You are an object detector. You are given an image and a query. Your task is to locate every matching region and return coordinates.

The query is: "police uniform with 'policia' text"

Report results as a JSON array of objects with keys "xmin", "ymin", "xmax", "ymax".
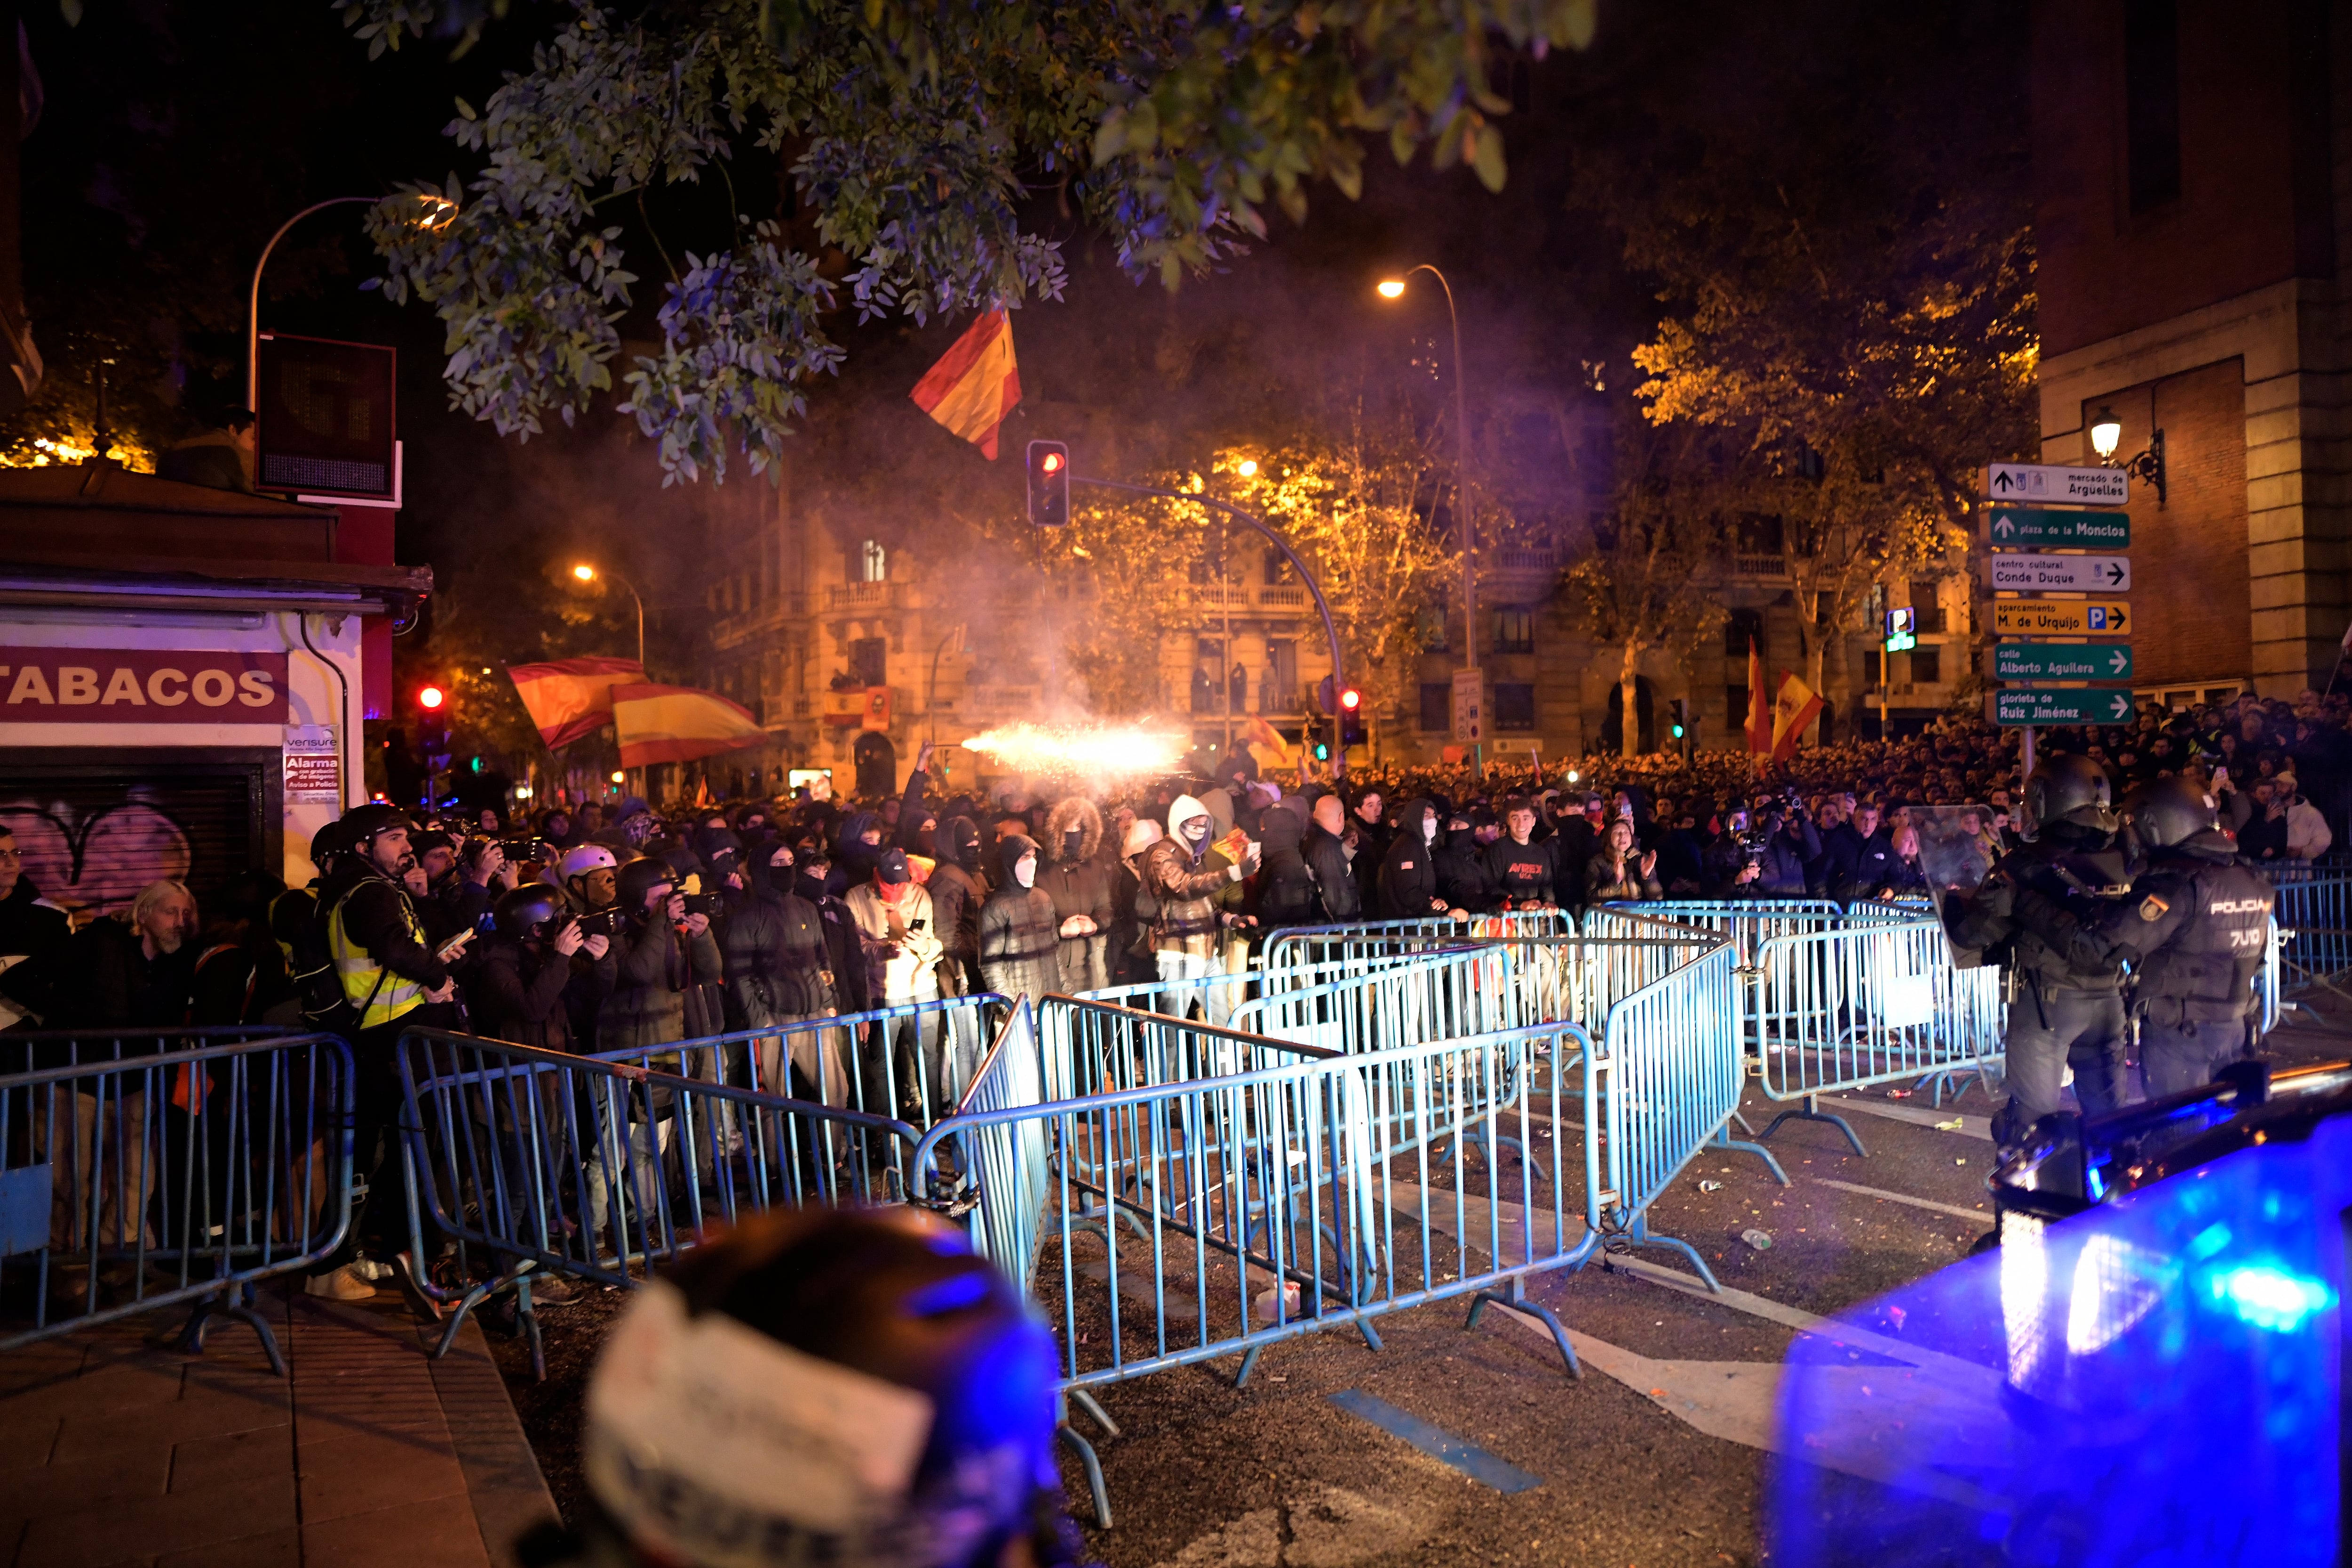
[{"xmin": 1944, "ymin": 756, "xmax": 2134, "ymax": 1154}]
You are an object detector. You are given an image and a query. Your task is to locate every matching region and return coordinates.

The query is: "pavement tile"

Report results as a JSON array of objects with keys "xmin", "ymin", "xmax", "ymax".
[
  {"xmin": 0, "ymin": 1340, "xmax": 90, "ymax": 1394},
  {"xmin": 0, "ymin": 1444, "xmax": 171, "ymax": 1524},
  {"xmin": 153, "ymin": 1525, "xmax": 301, "ymax": 1568},
  {"xmin": 13, "ymin": 1470, "xmax": 295, "ymax": 1568},
  {"xmin": 167, "ymin": 1425, "xmax": 294, "ymax": 1495},
  {"xmin": 0, "ymin": 1414, "xmax": 63, "ymax": 1467},
  {"xmin": 297, "ymin": 1429, "xmax": 469, "ymax": 1526},
  {"xmin": 3, "ymin": 1359, "xmax": 187, "ymax": 1421},
  {"xmin": 300, "ymin": 1489, "xmax": 492, "ymax": 1568},
  {"xmin": 48, "ymin": 1388, "xmax": 290, "ymax": 1466}
]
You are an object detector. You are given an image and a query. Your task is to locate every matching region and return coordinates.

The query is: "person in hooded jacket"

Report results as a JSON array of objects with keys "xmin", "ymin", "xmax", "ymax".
[
  {"xmin": 844, "ymin": 849, "xmax": 950, "ymax": 1115},
  {"xmin": 1142, "ymin": 796, "xmax": 1257, "ymax": 1027},
  {"xmin": 1251, "ymin": 802, "xmax": 1322, "ymax": 930},
  {"xmin": 1038, "ymin": 798, "xmax": 1115, "ymax": 995},
  {"xmin": 1348, "ymin": 788, "xmax": 1391, "ymax": 915},
  {"xmin": 1376, "ymin": 797, "xmax": 1452, "ymax": 920},
  {"xmin": 829, "ymin": 811, "xmax": 886, "ymax": 898},
  {"xmin": 927, "ymin": 817, "xmax": 987, "ymax": 993},
  {"xmin": 977, "ymin": 833, "xmax": 1062, "ymax": 1012},
  {"xmin": 1111, "ymin": 820, "xmax": 1163, "ymax": 985},
  {"xmin": 791, "ymin": 847, "xmax": 871, "ymax": 1019},
  {"xmin": 724, "ymin": 842, "xmax": 855, "ymax": 1104},
  {"xmin": 1436, "ymin": 808, "xmax": 1504, "ymax": 914}
]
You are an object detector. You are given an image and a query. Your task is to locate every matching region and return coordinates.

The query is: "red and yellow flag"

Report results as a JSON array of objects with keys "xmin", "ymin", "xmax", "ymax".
[
  {"xmin": 1770, "ymin": 671, "xmax": 1825, "ymax": 764},
  {"xmin": 909, "ymin": 310, "xmax": 1020, "ymax": 460},
  {"xmin": 507, "ymin": 656, "xmax": 646, "ymax": 748},
  {"xmin": 610, "ymin": 683, "xmax": 768, "ymax": 768},
  {"xmin": 1743, "ymin": 638, "xmax": 1772, "ymax": 755}
]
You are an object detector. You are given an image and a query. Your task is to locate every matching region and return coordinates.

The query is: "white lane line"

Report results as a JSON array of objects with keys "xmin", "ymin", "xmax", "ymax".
[
  {"xmin": 1822, "ymin": 1095, "xmax": 1994, "ymax": 1141},
  {"xmin": 1810, "ymin": 1177, "xmax": 1989, "ymax": 1224}
]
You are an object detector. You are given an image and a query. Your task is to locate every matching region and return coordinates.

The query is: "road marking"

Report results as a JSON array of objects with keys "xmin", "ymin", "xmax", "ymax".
[
  {"xmin": 1327, "ymin": 1389, "xmax": 1542, "ymax": 1492},
  {"xmin": 1823, "ymin": 1095, "xmax": 1994, "ymax": 1141},
  {"xmin": 1810, "ymin": 1178, "xmax": 1990, "ymax": 1224}
]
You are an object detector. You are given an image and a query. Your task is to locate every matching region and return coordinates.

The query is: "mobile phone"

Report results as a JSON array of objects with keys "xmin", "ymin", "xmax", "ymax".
[
  {"xmin": 909, "ymin": 918, "xmax": 929, "ymax": 932},
  {"xmin": 2213, "ymin": 765, "xmax": 2229, "ymax": 788},
  {"xmin": 436, "ymin": 929, "xmax": 474, "ymax": 963}
]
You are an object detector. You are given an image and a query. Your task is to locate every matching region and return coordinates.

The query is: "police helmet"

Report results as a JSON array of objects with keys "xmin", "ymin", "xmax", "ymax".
[
  {"xmin": 493, "ymin": 885, "xmax": 566, "ymax": 941},
  {"xmin": 339, "ymin": 802, "xmax": 417, "ymax": 846},
  {"xmin": 581, "ymin": 1208, "xmax": 1068, "ymax": 1568},
  {"xmin": 2022, "ymin": 755, "xmax": 2116, "ymax": 835},
  {"xmin": 306, "ymin": 817, "xmax": 364, "ymax": 867},
  {"xmin": 2126, "ymin": 775, "xmax": 2221, "ymax": 851}
]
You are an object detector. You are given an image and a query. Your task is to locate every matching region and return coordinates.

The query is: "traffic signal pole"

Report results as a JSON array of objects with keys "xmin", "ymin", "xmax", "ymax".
[{"xmin": 1072, "ymin": 474, "xmax": 1350, "ymax": 783}]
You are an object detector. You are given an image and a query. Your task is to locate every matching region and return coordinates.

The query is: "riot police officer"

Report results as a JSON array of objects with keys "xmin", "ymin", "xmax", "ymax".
[
  {"xmin": 2016, "ymin": 776, "xmax": 2274, "ymax": 1098},
  {"xmin": 1945, "ymin": 755, "xmax": 2135, "ymax": 1154}
]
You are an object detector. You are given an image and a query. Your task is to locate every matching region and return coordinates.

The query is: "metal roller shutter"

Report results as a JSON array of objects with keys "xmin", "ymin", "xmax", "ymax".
[{"xmin": 0, "ymin": 764, "xmax": 263, "ymax": 924}]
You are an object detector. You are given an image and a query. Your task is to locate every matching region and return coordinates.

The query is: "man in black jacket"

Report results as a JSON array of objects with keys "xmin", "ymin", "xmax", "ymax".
[
  {"xmin": 1436, "ymin": 809, "xmax": 1504, "ymax": 914},
  {"xmin": 0, "ymin": 824, "xmax": 71, "ymax": 1037},
  {"xmin": 1377, "ymin": 798, "xmax": 1449, "ymax": 919},
  {"xmin": 1484, "ymin": 799, "xmax": 1560, "ymax": 908},
  {"xmin": 725, "ymin": 844, "xmax": 852, "ymax": 1104},
  {"xmin": 1304, "ymin": 793, "xmax": 1360, "ymax": 923},
  {"xmin": 1252, "ymin": 803, "xmax": 1322, "ymax": 930}
]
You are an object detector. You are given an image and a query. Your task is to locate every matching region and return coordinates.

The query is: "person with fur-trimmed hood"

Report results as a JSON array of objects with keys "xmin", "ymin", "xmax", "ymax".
[
  {"xmin": 977, "ymin": 833, "xmax": 1061, "ymax": 1010},
  {"xmin": 1142, "ymin": 794, "xmax": 1258, "ymax": 1029},
  {"xmin": 1038, "ymin": 797, "xmax": 1115, "ymax": 995}
]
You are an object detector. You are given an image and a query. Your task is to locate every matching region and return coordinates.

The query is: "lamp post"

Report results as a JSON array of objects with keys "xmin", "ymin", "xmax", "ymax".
[
  {"xmin": 1378, "ymin": 265, "xmax": 1480, "ymax": 779},
  {"xmin": 572, "ymin": 563, "xmax": 646, "ymax": 668},
  {"xmin": 2088, "ymin": 403, "xmax": 2167, "ymax": 503},
  {"xmin": 247, "ymin": 194, "xmax": 455, "ymax": 411}
]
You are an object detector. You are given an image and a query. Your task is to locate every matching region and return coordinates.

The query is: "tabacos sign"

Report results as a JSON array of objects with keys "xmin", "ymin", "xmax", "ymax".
[{"xmin": 0, "ymin": 649, "xmax": 290, "ymax": 724}]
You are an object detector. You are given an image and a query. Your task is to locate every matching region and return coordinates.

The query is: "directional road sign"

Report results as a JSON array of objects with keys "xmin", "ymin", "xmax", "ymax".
[
  {"xmin": 1983, "ymin": 554, "xmax": 2131, "ymax": 592},
  {"xmin": 1984, "ymin": 507, "xmax": 2130, "ymax": 549},
  {"xmin": 1985, "ymin": 462, "xmax": 2129, "ymax": 506},
  {"xmin": 1993, "ymin": 642, "xmax": 2135, "ymax": 682},
  {"xmin": 1993, "ymin": 688, "xmax": 2137, "ymax": 726},
  {"xmin": 1992, "ymin": 599, "xmax": 2130, "ymax": 636}
]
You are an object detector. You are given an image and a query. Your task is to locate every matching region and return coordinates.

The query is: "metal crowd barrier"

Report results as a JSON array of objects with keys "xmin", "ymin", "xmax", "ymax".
[
  {"xmin": 1747, "ymin": 918, "xmax": 2006, "ymax": 1153},
  {"xmin": 2272, "ymin": 873, "xmax": 2352, "ymax": 990},
  {"xmin": 1587, "ymin": 899, "xmax": 1845, "ymax": 964},
  {"xmin": 1262, "ymin": 909, "xmax": 1575, "ymax": 971},
  {"xmin": 0, "ymin": 1030, "xmax": 353, "ymax": 1372},
  {"xmin": 396, "ymin": 1027, "xmax": 919, "ymax": 1374},
  {"xmin": 913, "ymin": 1000, "xmax": 1595, "ymax": 1528}
]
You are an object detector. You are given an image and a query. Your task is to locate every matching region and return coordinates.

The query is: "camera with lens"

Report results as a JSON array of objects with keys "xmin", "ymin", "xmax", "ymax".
[
  {"xmin": 681, "ymin": 891, "xmax": 724, "ymax": 917},
  {"xmin": 572, "ymin": 907, "xmax": 625, "ymax": 938}
]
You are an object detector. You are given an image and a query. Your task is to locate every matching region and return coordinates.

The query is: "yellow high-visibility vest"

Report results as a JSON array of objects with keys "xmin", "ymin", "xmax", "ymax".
[{"xmin": 326, "ymin": 880, "xmax": 430, "ymax": 1029}]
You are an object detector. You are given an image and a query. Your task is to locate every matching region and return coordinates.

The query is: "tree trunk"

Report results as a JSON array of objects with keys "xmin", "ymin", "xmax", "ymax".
[
  {"xmin": 1793, "ymin": 586, "xmax": 1828, "ymax": 747},
  {"xmin": 1620, "ymin": 642, "xmax": 1643, "ymax": 759}
]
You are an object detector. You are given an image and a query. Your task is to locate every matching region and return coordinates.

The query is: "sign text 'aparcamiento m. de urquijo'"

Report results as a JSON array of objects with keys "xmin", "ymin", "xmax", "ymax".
[
  {"xmin": 1992, "ymin": 688, "xmax": 2136, "ymax": 726},
  {"xmin": 1990, "ymin": 599, "xmax": 2130, "ymax": 637},
  {"xmin": 1982, "ymin": 554, "xmax": 2131, "ymax": 592},
  {"xmin": 1983, "ymin": 507, "xmax": 2131, "ymax": 549},
  {"xmin": 1992, "ymin": 642, "xmax": 2135, "ymax": 682},
  {"xmin": 1983, "ymin": 462, "xmax": 2129, "ymax": 506}
]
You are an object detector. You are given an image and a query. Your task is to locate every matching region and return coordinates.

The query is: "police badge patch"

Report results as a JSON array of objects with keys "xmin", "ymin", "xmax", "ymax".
[{"xmin": 2139, "ymin": 894, "xmax": 2170, "ymax": 922}]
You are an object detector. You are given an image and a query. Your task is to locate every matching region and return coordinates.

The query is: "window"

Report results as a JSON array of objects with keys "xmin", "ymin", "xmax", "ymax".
[
  {"xmin": 1264, "ymin": 549, "xmax": 1287, "ymax": 587},
  {"xmin": 1417, "ymin": 600, "xmax": 1449, "ymax": 652},
  {"xmin": 1420, "ymin": 682, "xmax": 1451, "ymax": 732},
  {"xmin": 1726, "ymin": 685, "xmax": 1750, "ymax": 725},
  {"xmin": 1862, "ymin": 650, "xmax": 1883, "ymax": 685},
  {"xmin": 1494, "ymin": 607, "xmax": 1535, "ymax": 655},
  {"xmin": 1911, "ymin": 647, "xmax": 1942, "ymax": 685},
  {"xmin": 1724, "ymin": 608, "xmax": 1764, "ymax": 659},
  {"xmin": 2124, "ymin": 0, "xmax": 2182, "ymax": 213},
  {"xmin": 858, "ymin": 539, "xmax": 887, "ymax": 581},
  {"xmin": 1493, "ymin": 683, "xmax": 1536, "ymax": 732},
  {"xmin": 1267, "ymin": 639, "xmax": 1298, "ymax": 708},
  {"xmin": 850, "ymin": 637, "xmax": 887, "ymax": 687},
  {"xmin": 1908, "ymin": 580, "xmax": 1945, "ymax": 635}
]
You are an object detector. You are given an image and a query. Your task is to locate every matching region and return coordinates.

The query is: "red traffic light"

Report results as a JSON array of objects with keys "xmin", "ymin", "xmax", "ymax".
[
  {"xmin": 417, "ymin": 685, "xmax": 445, "ymax": 710},
  {"xmin": 1040, "ymin": 450, "xmax": 1065, "ymax": 475},
  {"xmin": 1339, "ymin": 687, "xmax": 1361, "ymax": 711}
]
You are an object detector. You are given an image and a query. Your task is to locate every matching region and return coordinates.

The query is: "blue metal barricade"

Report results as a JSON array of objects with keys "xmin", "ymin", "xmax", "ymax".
[
  {"xmin": 1262, "ymin": 910, "xmax": 1575, "ymax": 971},
  {"xmin": 1587, "ymin": 899, "xmax": 1845, "ymax": 964},
  {"xmin": 0, "ymin": 1030, "xmax": 353, "ymax": 1372},
  {"xmin": 1747, "ymin": 919, "xmax": 2006, "ymax": 1152},
  {"xmin": 396, "ymin": 1028, "xmax": 920, "ymax": 1374},
  {"xmin": 2272, "ymin": 873, "xmax": 2352, "ymax": 990}
]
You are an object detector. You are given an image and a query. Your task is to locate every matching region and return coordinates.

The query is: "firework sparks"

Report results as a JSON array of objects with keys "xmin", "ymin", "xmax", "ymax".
[{"xmin": 961, "ymin": 722, "xmax": 1189, "ymax": 783}]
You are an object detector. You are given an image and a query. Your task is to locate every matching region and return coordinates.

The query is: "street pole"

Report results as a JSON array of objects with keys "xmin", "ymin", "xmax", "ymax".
[
  {"xmin": 247, "ymin": 198, "xmax": 387, "ymax": 412},
  {"xmin": 1389, "ymin": 264, "xmax": 1480, "ymax": 780},
  {"xmin": 1078, "ymin": 476, "xmax": 1349, "ymax": 783}
]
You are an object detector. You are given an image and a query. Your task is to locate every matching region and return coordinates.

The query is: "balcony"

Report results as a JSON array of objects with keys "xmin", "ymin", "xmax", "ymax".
[
  {"xmin": 1256, "ymin": 584, "xmax": 1308, "ymax": 611},
  {"xmin": 825, "ymin": 580, "xmax": 898, "ymax": 612},
  {"xmin": 1731, "ymin": 553, "xmax": 1788, "ymax": 580},
  {"xmin": 1191, "ymin": 582, "xmax": 1250, "ymax": 611}
]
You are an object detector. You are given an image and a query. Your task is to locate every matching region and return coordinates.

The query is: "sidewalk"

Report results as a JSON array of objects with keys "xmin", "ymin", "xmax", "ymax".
[{"xmin": 0, "ymin": 1285, "xmax": 558, "ymax": 1568}]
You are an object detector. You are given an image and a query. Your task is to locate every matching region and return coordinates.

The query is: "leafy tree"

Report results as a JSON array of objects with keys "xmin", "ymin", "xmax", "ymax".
[{"xmin": 342, "ymin": 0, "xmax": 1599, "ymax": 484}]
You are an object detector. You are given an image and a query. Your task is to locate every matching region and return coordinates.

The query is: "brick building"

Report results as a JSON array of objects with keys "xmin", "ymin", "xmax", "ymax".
[{"xmin": 2030, "ymin": 0, "xmax": 2346, "ymax": 700}]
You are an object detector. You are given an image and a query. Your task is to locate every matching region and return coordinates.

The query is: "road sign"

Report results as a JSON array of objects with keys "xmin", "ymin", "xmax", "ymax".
[
  {"xmin": 1993, "ymin": 643, "xmax": 2135, "ymax": 682},
  {"xmin": 1983, "ymin": 554, "xmax": 2131, "ymax": 592},
  {"xmin": 1984, "ymin": 507, "xmax": 2131, "ymax": 548},
  {"xmin": 1985, "ymin": 462, "xmax": 2128, "ymax": 506},
  {"xmin": 1992, "ymin": 689, "xmax": 2137, "ymax": 726},
  {"xmin": 1991, "ymin": 599, "xmax": 2130, "ymax": 636},
  {"xmin": 1451, "ymin": 668, "xmax": 1483, "ymax": 744},
  {"xmin": 1884, "ymin": 606, "xmax": 1915, "ymax": 652}
]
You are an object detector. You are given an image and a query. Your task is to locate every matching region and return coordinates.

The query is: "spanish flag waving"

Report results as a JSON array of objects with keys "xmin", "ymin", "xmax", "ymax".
[
  {"xmin": 1770, "ymin": 671, "xmax": 1825, "ymax": 764},
  {"xmin": 910, "ymin": 310, "xmax": 1020, "ymax": 460}
]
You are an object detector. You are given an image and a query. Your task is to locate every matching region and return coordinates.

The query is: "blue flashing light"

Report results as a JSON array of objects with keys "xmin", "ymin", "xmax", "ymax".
[{"xmin": 2206, "ymin": 1264, "xmax": 2336, "ymax": 1333}]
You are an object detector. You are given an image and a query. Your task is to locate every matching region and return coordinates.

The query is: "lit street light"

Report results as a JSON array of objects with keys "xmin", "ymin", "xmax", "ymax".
[
  {"xmin": 248, "ymin": 194, "xmax": 456, "ymax": 413},
  {"xmin": 571, "ymin": 563, "xmax": 647, "ymax": 668},
  {"xmin": 1378, "ymin": 265, "xmax": 1480, "ymax": 779}
]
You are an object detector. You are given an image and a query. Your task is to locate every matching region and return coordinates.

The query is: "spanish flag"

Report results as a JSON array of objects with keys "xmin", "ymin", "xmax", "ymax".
[
  {"xmin": 507, "ymin": 656, "xmax": 646, "ymax": 748},
  {"xmin": 1242, "ymin": 713, "xmax": 1291, "ymax": 766},
  {"xmin": 909, "ymin": 310, "xmax": 1020, "ymax": 460},
  {"xmin": 1769, "ymin": 671, "xmax": 1825, "ymax": 764},
  {"xmin": 611, "ymin": 683, "xmax": 768, "ymax": 768}
]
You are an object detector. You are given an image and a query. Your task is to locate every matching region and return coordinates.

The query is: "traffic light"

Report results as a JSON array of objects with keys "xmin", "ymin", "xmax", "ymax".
[
  {"xmin": 1339, "ymin": 686, "xmax": 1364, "ymax": 747},
  {"xmin": 1670, "ymin": 697, "xmax": 1692, "ymax": 762},
  {"xmin": 1313, "ymin": 740, "xmax": 1330, "ymax": 761},
  {"xmin": 413, "ymin": 683, "xmax": 453, "ymax": 776},
  {"xmin": 1026, "ymin": 440, "xmax": 1070, "ymax": 526}
]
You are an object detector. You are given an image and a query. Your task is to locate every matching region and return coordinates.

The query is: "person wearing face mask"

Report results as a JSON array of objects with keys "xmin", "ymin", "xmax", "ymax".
[
  {"xmin": 1303, "ymin": 792, "xmax": 1359, "ymax": 923},
  {"xmin": 1376, "ymin": 798, "xmax": 1453, "ymax": 920},
  {"xmin": 791, "ymin": 847, "xmax": 872, "ymax": 1021},
  {"xmin": 845, "ymin": 849, "xmax": 951, "ymax": 1115},
  {"xmin": 977, "ymin": 833, "xmax": 1062, "ymax": 1016},
  {"xmin": 1435, "ymin": 808, "xmax": 1504, "ymax": 915},
  {"xmin": 723, "ymin": 843, "xmax": 854, "ymax": 1103},
  {"xmin": 1142, "ymin": 795, "xmax": 1259, "ymax": 1027},
  {"xmin": 927, "ymin": 817, "xmax": 987, "ymax": 995},
  {"xmin": 1038, "ymin": 797, "xmax": 1115, "ymax": 995},
  {"xmin": 1250, "ymin": 802, "xmax": 1321, "ymax": 931}
]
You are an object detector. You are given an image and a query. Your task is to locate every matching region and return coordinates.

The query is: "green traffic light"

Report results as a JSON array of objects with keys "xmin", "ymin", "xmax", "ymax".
[
  {"xmin": 1671, "ymin": 724, "xmax": 1685, "ymax": 738},
  {"xmin": 1314, "ymin": 743, "xmax": 1330, "ymax": 760}
]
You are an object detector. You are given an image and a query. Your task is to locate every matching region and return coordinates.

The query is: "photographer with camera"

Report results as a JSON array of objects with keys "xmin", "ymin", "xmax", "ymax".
[
  {"xmin": 1747, "ymin": 800, "xmax": 1821, "ymax": 898},
  {"xmin": 441, "ymin": 835, "xmax": 524, "ymax": 948},
  {"xmin": 597, "ymin": 858, "xmax": 723, "ymax": 1055}
]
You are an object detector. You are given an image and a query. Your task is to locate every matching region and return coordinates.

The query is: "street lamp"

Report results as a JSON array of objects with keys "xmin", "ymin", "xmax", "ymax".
[
  {"xmin": 572, "ymin": 563, "xmax": 647, "ymax": 667},
  {"xmin": 2087, "ymin": 404, "xmax": 2166, "ymax": 503},
  {"xmin": 1378, "ymin": 264, "xmax": 1480, "ymax": 778},
  {"xmin": 247, "ymin": 193, "xmax": 456, "ymax": 412}
]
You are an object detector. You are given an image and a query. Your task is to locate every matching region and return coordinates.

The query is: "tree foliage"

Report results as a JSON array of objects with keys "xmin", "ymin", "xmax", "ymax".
[{"xmin": 344, "ymin": 0, "xmax": 1599, "ymax": 484}]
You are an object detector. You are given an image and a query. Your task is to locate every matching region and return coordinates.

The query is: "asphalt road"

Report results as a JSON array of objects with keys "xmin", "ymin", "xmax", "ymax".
[{"xmin": 1060, "ymin": 1010, "xmax": 2352, "ymax": 1568}]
